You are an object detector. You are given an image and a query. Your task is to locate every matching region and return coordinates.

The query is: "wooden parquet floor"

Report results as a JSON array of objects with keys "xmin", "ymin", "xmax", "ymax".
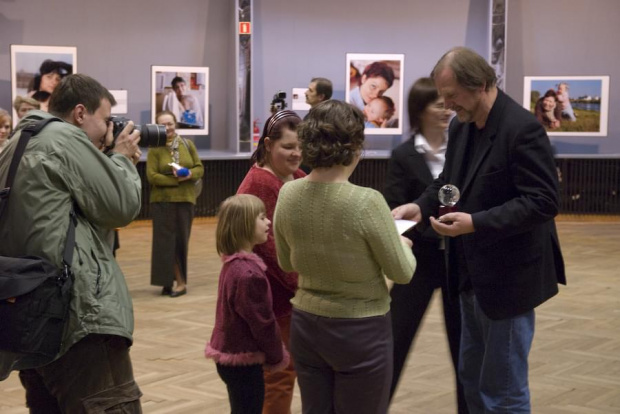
[{"xmin": 1, "ymin": 218, "xmax": 619, "ymax": 413}]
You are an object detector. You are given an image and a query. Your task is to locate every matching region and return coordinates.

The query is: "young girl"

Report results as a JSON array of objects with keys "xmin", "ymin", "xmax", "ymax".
[{"xmin": 205, "ymin": 194, "xmax": 289, "ymax": 414}]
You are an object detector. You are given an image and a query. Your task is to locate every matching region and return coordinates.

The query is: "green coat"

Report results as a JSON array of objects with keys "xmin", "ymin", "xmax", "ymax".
[
  {"xmin": 0, "ymin": 110, "xmax": 141, "ymax": 372},
  {"xmin": 146, "ymin": 136, "xmax": 204, "ymax": 204}
]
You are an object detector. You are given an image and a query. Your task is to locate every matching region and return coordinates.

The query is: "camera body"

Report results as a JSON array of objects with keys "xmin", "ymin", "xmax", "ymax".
[
  {"xmin": 270, "ymin": 91, "xmax": 287, "ymax": 113},
  {"xmin": 109, "ymin": 116, "xmax": 167, "ymax": 148}
]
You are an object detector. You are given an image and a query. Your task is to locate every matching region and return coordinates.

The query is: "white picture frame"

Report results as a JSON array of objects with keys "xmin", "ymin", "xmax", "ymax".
[
  {"xmin": 10, "ymin": 44, "xmax": 77, "ymax": 125},
  {"xmin": 523, "ymin": 76, "xmax": 609, "ymax": 137},
  {"xmin": 345, "ymin": 53, "xmax": 404, "ymax": 135},
  {"xmin": 151, "ymin": 65, "xmax": 209, "ymax": 135}
]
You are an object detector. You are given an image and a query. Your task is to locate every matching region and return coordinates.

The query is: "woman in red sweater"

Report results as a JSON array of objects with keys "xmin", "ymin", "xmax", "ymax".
[{"xmin": 237, "ymin": 110, "xmax": 304, "ymax": 414}]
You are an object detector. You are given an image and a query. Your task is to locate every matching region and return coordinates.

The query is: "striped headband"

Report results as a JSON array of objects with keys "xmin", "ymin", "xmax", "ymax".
[{"xmin": 265, "ymin": 110, "xmax": 299, "ymax": 137}]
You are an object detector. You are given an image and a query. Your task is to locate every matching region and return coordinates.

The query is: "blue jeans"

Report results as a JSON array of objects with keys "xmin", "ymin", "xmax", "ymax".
[{"xmin": 459, "ymin": 291, "xmax": 535, "ymax": 413}]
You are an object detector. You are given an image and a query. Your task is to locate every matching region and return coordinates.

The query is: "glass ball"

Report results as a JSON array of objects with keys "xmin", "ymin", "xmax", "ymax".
[{"xmin": 438, "ymin": 184, "xmax": 460, "ymax": 207}]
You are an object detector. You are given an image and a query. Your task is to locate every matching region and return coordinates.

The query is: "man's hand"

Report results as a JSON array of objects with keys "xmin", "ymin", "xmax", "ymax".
[
  {"xmin": 100, "ymin": 121, "xmax": 115, "ymax": 151},
  {"xmin": 392, "ymin": 203, "xmax": 422, "ymax": 223},
  {"xmin": 131, "ymin": 148, "xmax": 142, "ymax": 165},
  {"xmin": 111, "ymin": 121, "xmax": 141, "ymax": 164},
  {"xmin": 430, "ymin": 212, "xmax": 475, "ymax": 237}
]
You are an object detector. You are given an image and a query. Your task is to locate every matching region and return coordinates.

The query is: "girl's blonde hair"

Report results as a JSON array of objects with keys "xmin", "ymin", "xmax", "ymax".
[{"xmin": 216, "ymin": 194, "xmax": 266, "ymax": 256}]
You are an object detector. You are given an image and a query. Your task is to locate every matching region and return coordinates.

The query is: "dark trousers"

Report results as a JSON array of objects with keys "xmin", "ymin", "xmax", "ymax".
[
  {"xmin": 216, "ymin": 363, "xmax": 265, "ymax": 414},
  {"xmin": 19, "ymin": 334, "xmax": 142, "ymax": 413},
  {"xmin": 150, "ymin": 202, "xmax": 194, "ymax": 287},
  {"xmin": 291, "ymin": 309, "xmax": 393, "ymax": 414},
  {"xmin": 389, "ymin": 242, "xmax": 468, "ymax": 414}
]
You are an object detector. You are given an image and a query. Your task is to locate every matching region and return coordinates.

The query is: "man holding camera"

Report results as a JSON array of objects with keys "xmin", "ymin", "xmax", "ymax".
[{"xmin": 0, "ymin": 74, "xmax": 143, "ymax": 412}]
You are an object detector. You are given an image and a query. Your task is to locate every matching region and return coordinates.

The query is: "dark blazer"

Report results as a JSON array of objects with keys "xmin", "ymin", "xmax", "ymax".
[
  {"xmin": 416, "ymin": 89, "xmax": 566, "ymax": 320},
  {"xmin": 384, "ymin": 136, "xmax": 440, "ymax": 246}
]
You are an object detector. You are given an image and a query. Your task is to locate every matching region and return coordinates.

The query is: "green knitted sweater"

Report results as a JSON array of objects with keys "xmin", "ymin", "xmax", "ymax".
[
  {"xmin": 146, "ymin": 136, "xmax": 204, "ymax": 204},
  {"xmin": 274, "ymin": 179, "xmax": 416, "ymax": 318}
]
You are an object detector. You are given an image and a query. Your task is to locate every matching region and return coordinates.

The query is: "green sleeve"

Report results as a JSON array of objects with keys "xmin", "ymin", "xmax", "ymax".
[{"xmin": 360, "ymin": 191, "xmax": 416, "ymax": 284}]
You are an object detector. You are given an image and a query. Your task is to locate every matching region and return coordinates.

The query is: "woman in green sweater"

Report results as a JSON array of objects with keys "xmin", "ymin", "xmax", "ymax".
[
  {"xmin": 274, "ymin": 100, "xmax": 416, "ymax": 414},
  {"xmin": 147, "ymin": 111, "xmax": 204, "ymax": 297}
]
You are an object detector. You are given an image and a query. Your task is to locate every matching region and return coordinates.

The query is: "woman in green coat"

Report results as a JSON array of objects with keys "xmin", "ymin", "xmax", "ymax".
[{"xmin": 147, "ymin": 111, "xmax": 203, "ymax": 297}]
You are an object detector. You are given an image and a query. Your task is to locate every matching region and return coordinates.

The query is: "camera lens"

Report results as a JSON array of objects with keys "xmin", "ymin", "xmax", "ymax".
[{"xmin": 136, "ymin": 124, "xmax": 167, "ymax": 147}]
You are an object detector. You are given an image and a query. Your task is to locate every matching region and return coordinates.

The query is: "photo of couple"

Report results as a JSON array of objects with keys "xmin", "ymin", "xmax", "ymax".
[{"xmin": 524, "ymin": 76, "xmax": 609, "ymax": 136}]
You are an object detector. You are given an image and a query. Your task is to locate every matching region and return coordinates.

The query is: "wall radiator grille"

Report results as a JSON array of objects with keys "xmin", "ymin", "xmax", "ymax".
[{"xmin": 135, "ymin": 158, "xmax": 620, "ymax": 219}]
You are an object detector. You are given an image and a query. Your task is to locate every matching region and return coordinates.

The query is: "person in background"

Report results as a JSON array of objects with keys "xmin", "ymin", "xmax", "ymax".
[
  {"xmin": 384, "ymin": 77, "xmax": 468, "ymax": 413},
  {"xmin": 146, "ymin": 110, "xmax": 204, "ymax": 297},
  {"xmin": 12, "ymin": 96, "xmax": 41, "ymax": 120},
  {"xmin": 274, "ymin": 100, "xmax": 416, "ymax": 414},
  {"xmin": 305, "ymin": 77, "xmax": 333, "ymax": 109},
  {"xmin": 237, "ymin": 110, "xmax": 305, "ymax": 414},
  {"xmin": 206, "ymin": 194, "xmax": 290, "ymax": 414},
  {"xmin": 0, "ymin": 110, "xmax": 11, "ymax": 153},
  {"xmin": 393, "ymin": 47, "xmax": 565, "ymax": 413},
  {"xmin": 349, "ymin": 61, "xmax": 395, "ymax": 111}
]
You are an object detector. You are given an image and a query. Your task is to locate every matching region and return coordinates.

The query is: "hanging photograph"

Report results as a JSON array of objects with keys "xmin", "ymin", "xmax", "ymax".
[
  {"xmin": 345, "ymin": 53, "xmax": 404, "ymax": 135},
  {"xmin": 151, "ymin": 66, "xmax": 209, "ymax": 135},
  {"xmin": 523, "ymin": 76, "xmax": 609, "ymax": 136},
  {"xmin": 10, "ymin": 45, "xmax": 76, "ymax": 125},
  {"xmin": 292, "ymin": 87, "xmax": 310, "ymax": 111}
]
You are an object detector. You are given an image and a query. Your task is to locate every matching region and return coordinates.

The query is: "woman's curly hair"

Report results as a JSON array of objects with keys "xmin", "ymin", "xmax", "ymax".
[{"xmin": 299, "ymin": 100, "xmax": 365, "ymax": 168}]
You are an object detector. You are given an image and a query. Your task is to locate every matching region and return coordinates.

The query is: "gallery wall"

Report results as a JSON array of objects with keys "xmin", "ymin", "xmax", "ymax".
[
  {"xmin": 252, "ymin": 0, "xmax": 489, "ymax": 153},
  {"xmin": 0, "ymin": 0, "xmax": 233, "ymax": 150},
  {"xmin": 1, "ymin": 0, "xmax": 619, "ymax": 154},
  {"xmin": 505, "ymin": 0, "xmax": 620, "ymax": 155}
]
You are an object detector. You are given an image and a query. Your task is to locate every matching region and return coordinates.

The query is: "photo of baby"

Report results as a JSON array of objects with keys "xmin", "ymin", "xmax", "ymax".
[
  {"xmin": 363, "ymin": 96, "xmax": 396, "ymax": 129},
  {"xmin": 345, "ymin": 53, "xmax": 404, "ymax": 135}
]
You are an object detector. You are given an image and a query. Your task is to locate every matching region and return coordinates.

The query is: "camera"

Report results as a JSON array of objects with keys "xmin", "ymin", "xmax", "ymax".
[
  {"xmin": 109, "ymin": 116, "xmax": 167, "ymax": 148},
  {"xmin": 270, "ymin": 91, "xmax": 287, "ymax": 114}
]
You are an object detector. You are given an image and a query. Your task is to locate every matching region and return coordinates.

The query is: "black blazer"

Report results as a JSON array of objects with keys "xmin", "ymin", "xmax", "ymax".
[
  {"xmin": 384, "ymin": 136, "xmax": 440, "ymax": 246},
  {"xmin": 416, "ymin": 89, "xmax": 566, "ymax": 320}
]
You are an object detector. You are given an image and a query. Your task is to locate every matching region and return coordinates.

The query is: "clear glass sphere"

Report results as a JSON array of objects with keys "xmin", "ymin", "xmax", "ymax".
[{"xmin": 438, "ymin": 184, "xmax": 460, "ymax": 207}]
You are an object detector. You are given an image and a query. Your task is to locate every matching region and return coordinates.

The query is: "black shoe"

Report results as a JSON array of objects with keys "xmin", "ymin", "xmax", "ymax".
[
  {"xmin": 170, "ymin": 288, "xmax": 187, "ymax": 298},
  {"xmin": 161, "ymin": 286, "xmax": 172, "ymax": 295}
]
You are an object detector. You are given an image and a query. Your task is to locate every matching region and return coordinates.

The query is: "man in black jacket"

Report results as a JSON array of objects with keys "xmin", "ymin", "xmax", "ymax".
[{"xmin": 393, "ymin": 47, "xmax": 566, "ymax": 413}]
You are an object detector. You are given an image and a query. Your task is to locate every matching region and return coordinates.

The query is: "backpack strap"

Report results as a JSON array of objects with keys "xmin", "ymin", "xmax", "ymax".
[
  {"xmin": 1, "ymin": 117, "xmax": 63, "ymax": 208},
  {"xmin": 0, "ymin": 117, "xmax": 77, "ymax": 272}
]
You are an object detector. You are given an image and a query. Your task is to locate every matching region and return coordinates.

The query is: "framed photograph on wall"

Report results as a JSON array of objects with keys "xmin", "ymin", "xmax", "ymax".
[
  {"xmin": 10, "ymin": 45, "xmax": 76, "ymax": 125},
  {"xmin": 151, "ymin": 66, "xmax": 209, "ymax": 135},
  {"xmin": 523, "ymin": 76, "xmax": 609, "ymax": 136},
  {"xmin": 345, "ymin": 53, "xmax": 404, "ymax": 135}
]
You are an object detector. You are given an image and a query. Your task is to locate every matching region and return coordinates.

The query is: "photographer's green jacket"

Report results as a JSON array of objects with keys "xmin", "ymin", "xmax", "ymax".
[{"xmin": 0, "ymin": 111, "xmax": 141, "ymax": 375}]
